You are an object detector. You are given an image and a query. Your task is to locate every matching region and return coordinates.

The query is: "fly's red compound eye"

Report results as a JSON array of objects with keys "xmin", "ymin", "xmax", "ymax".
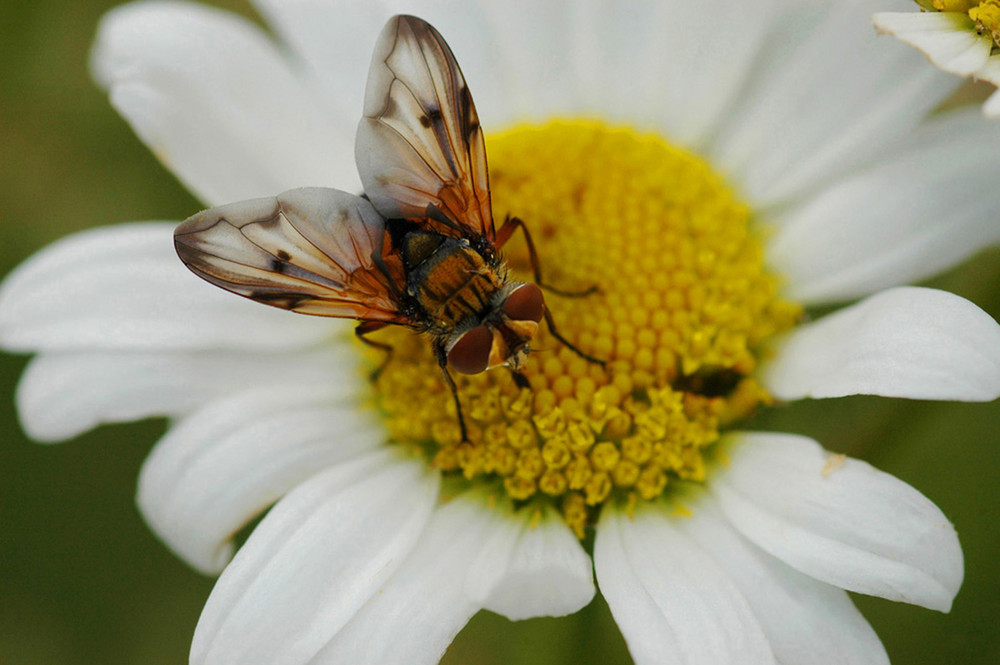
[
  {"xmin": 447, "ymin": 325, "xmax": 493, "ymax": 374},
  {"xmin": 502, "ymin": 283, "xmax": 544, "ymax": 323}
]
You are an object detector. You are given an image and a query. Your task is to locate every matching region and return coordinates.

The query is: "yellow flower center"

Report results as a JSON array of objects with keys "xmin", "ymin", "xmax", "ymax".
[
  {"xmin": 931, "ymin": 0, "xmax": 979, "ymax": 12},
  {"xmin": 363, "ymin": 121, "xmax": 801, "ymax": 538},
  {"xmin": 928, "ymin": 1, "xmax": 1000, "ymax": 46},
  {"xmin": 969, "ymin": 1, "xmax": 1000, "ymax": 44}
]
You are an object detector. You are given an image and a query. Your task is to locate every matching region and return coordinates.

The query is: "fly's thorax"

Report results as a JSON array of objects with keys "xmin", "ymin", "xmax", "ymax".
[
  {"xmin": 401, "ymin": 230, "xmax": 505, "ymax": 333},
  {"xmin": 399, "ymin": 229, "xmax": 453, "ymax": 273}
]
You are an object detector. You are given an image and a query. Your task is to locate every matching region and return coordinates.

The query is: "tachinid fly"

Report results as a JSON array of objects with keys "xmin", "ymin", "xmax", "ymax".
[{"xmin": 174, "ymin": 15, "xmax": 601, "ymax": 440}]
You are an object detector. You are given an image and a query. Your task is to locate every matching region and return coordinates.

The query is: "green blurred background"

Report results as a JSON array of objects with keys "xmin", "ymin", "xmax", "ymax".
[{"xmin": 1, "ymin": 1, "xmax": 999, "ymax": 663}]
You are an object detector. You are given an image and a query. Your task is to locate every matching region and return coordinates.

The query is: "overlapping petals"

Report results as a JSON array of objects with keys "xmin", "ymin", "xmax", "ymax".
[
  {"xmin": 768, "ymin": 110, "xmax": 1000, "ymax": 303},
  {"xmin": 0, "ymin": 223, "xmax": 338, "ymax": 353},
  {"xmin": 709, "ymin": 0, "xmax": 957, "ymax": 208},
  {"xmin": 679, "ymin": 499, "xmax": 890, "ymax": 665},
  {"xmin": 874, "ymin": 9, "xmax": 1000, "ymax": 119},
  {"xmin": 191, "ymin": 451, "xmax": 441, "ymax": 665},
  {"xmin": 14, "ymin": 347, "xmax": 350, "ymax": 442},
  {"xmin": 192, "ymin": 469, "xmax": 592, "ymax": 665},
  {"xmin": 761, "ymin": 287, "xmax": 1000, "ymax": 402},
  {"xmin": 91, "ymin": 2, "xmax": 359, "ymax": 204},
  {"xmin": 465, "ymin": 504, "xmax": 595, "ymax": 621},
  {"xmin": 595, "ymin": 507, "xmax": 776, "ymax": 665},
  {"xmin": 710, "ymin": 432, "xmax": 963, "ymax": 612},
  {"xmin": 303, "ymin": 495, "xmax": 592, "ymax": 664},
  {"xmin": 138, "ymin": 383, "xmax": 382, "ymax": 573},
  {"xmin": 596, "ymin": 430, "xmax": 960, "ymax": 664}
]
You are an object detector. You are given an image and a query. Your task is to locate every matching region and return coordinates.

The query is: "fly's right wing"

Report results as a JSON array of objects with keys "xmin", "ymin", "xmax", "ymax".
[
  {"xmin": 356, "ymin": 15, "xmax": 496, "ymax": 243},
  {"xmin": 174, "ymin": 187, "xmax": 409, "ymax": 323}
]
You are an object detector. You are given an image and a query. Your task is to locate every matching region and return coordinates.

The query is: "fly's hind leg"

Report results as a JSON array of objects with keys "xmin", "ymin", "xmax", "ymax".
[
  {"xmin": 355, "ymin": 321, "xmax": 394, "ymax": 381},
  {"xmin": 495, "ymin": 215, "xmax": 598, "ymax": 298}
]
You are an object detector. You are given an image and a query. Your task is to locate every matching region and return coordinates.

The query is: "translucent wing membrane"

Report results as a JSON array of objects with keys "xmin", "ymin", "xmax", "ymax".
[
  {"xmin": 357, "ymin": 14, "xmax": 495, "ymax": 242},
  {"xmin": 174, "ymin": 188, "xmax": 408, "ymax": 323}
]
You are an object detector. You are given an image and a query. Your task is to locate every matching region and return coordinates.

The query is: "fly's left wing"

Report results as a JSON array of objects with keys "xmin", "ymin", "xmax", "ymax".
[
  {"xmin": 174, "ymin": 187, "xmax": 409, "ymax": 323},
  {"xmin": 356, "ymin": 14, "xmax": 496, "ymax": 243}
]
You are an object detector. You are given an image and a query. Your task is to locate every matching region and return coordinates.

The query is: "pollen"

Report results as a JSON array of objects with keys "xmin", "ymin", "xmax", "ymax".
[
  {"xmin": 969, "ymin": 1, "xmax": 1000, "ymax": 45},
  {"xmin": 363, "ymin": 121, "xmax": 800, "ymax": 538},
  {"xmin": 931, "ymin": 0, "xmax": 979, "ymax": 12},
  {"xmin": 927, "ymin": 1, "xmax": 1000, "ymax": 46}
]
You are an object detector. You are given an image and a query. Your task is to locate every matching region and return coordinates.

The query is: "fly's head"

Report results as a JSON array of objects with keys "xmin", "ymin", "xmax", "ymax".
[{"xmin": 446, "ymin": 283, "xmax": 544, "ymax": 375}]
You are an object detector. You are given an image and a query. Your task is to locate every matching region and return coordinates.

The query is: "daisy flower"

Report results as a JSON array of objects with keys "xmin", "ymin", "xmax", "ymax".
[
  {"xmin": 3, "ymin": 0, "xmax": 1000, "ymax": 663},
  {"xmin": 874, "ymin": 1, "xmax": 1000, "ymax": 117}
]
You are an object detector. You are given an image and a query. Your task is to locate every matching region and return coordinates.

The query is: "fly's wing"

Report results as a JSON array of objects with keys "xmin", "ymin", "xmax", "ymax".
[
  {"xmin": 174, "ymin": 187, "xmax": 409, "ymax": 323},
  {"xmin": 356, "ymin": 14, "xmax": 495, "ymax": 243}
]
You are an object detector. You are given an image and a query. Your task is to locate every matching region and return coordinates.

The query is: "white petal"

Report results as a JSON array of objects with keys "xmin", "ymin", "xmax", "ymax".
[
  {"xmin": 976, "ymin": 52, "xmax": 1000, "ymax": 88},
  {"xmin": 565, "ymin": 0, "xmax": 790, "ymax": 149},
  {"xmin": 139, "ymin": 383, "xmax": 381, "ymax": 574},
  {"xmin": 873, "ymin": 11, "xmax": 992, "ymax": 78},
  {"xmin": 0, "ymin": 223, "xmax": 338, "ymax": 353},
  {"xmin": 192, "ymin": 451, "xmax": 440, "ymax": 665},
  {"xmin": 467, "ymin": 0, "xmax": 592, "ymax": 126},
  {"xmin": 711, "ymin": 432, "xmax": 964, "ymax": 612},
  {"xmin": 710, "ymin": 0, "xmax": 958, "ymax": 208},
  {"xmin": 679, "ymin": 495, "xmax": 889, "ymax": 665},
  {"xmin": 91, "ymin": 1, "xmax": 356, "ymax": 205},
  {"xmin": 467, "ymin": 504, "xmax": 594, "ymax": 620},
  {"xmin": 594, "ymin": 505, "xmax": 775, "ymax": 665},
  {"xmin": 249, "ymin": 0, "xmax": 379, "ymax": 128},
  {"xmin": 310, "ymin": 493, "xmax": 524, "ymax": 664},
  {"xmin": 14, "ymin": 346, "xmax": 355, "ymax": 442},
  {"xmin": 253, "ymin": 0, "xmax": 517, "ymax": 130},
  {"xmin": 769, "ymin": 109, "xmax": 1000, "ymax": 303},
  {"xmin": 985, "ymin": 84, "xmax": 1000, "ymax": 118},
  {"xmin": 761, "ymin": 287, "xmax": 1000, "ymax": 402}
]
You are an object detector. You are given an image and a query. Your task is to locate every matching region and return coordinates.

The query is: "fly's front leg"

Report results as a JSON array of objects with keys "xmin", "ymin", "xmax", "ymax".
[
  {"xmin": 435, "ymin": 343, "xmax": 470, "ymax": 443},
  {"xmin": 355, "ymin": 321, "xmax": 394, "ymax": 381},
  {"xmin": 509, "ymin": 368, "xmax": 532, "ymax": 390},
  {"xmin": 495, "ymin": 215, "xmax": 598, "ymax": 298}
]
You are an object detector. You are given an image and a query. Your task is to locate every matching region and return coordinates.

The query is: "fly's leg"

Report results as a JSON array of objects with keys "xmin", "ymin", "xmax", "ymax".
[
  {"xmin": 435, "ymin": 343, "xmax": 470, "ymax": 443},
  {"xmin": 496, "ymin": 216, "xmax": 605, "ymax": 367},
  {"xmin": 509, "ymin": 369, "xmax": 532, "ymax": 390},
  {"xmin": 355, "ymin": 321, "xmax": 394, "ymax": 381},
  {"xmin": 543, "ymin": 307, "xmax": 606, "ymax": 367},
  {"xmin": 495, "ymin": 215, "xmax": 598, "ymax": 298}
]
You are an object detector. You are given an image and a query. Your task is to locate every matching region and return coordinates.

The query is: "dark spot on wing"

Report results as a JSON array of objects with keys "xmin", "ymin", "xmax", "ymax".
[
  {"xmin": 277, "ymin": 249, "xmax": 292, "ymax": 261},
  {"xmin": 424, "ymin": 107, "xmax": 448, "ymax": 146},
  {"xmin": 459, "ymin": 86, "xmax": 480, "ymax": 140},
  {"xmin": 270, "ymin": 257, "xmax": 287, "ymax": 273},
  {"xmin": 250, "ymin": 291, "xmax": 308, "ymax": 309}
]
